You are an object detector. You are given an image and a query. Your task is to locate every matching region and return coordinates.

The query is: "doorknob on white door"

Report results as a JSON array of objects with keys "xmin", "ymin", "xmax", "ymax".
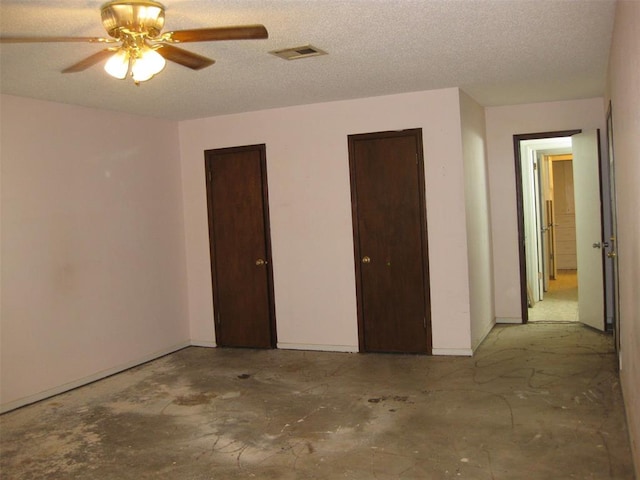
[{"xmin": 592, "ymin": 242, "xmax": 601, "ymax": 249}]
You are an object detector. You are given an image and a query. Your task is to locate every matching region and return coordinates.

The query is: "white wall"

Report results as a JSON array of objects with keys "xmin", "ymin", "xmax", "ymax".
[
  {"xmin": 485, "ymin": 98, "xmax": 605, "ymax": 322},
  {"xmin": 459, "ymin": 90, "xmax": 495, "ymax": 350},
  {"xmin": 179, "ymin": 88, "xmax": 475, "ymax": 355},
  {"xmin": 0, "ymin": 95, "xmax": 190, "ymax": 412},
  {"xmin": 606, "ymin": 0, "xmax": 640, "ymax": 472}
]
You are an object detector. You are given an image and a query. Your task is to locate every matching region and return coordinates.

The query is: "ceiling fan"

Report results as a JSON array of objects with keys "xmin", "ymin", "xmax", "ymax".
[{"xmin": 0, "ymin": 0, "xmax": 268, "ymax": 83}]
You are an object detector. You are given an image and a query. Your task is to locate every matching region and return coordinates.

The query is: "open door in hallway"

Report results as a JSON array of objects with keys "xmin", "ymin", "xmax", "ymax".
[
  {"xmin": 572, "ymin": 130, "xmax": 605, "ymax": 331},
  {"xmin": 204, "ymin": 144, "xmax": 277, "ymax": 348},
  {"xmin": 348, "ymin": 129, "xmax": 431, "ymax": 354},
  {"xmin": 515, "ymin": 130, "xmax": 610, "ymax": 331}
]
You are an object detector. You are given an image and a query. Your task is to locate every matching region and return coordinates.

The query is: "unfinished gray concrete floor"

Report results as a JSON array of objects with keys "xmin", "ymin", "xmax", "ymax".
[{"xmin": 0, "ymin": 323, "xmax": 635, "ymax": 479}]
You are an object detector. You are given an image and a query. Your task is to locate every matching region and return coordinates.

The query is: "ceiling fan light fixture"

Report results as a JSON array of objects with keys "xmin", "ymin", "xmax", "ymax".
[
  {"xmin": 101, "ymin": 0, "xmax": 166, "ymax": 39},
  {"xmin": 131, "ymin": 47, "xmax": 166, "ymax": 82},
  {"xmin": 104, "ymin": 49, "xmax": 130, "ymax": 79},
  {"xmin": 1, "ymin": 1, "xmax": 267, "ymax": 83}
]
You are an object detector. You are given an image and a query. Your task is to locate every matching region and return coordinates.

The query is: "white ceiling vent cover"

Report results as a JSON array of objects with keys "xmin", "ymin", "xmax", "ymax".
[{"xmin": 269, "ymin": 45, "xmax": 327, "ymax": 60}]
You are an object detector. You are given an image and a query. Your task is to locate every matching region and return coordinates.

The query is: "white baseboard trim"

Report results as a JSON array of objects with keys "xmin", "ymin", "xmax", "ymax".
[
  {"xmin": 472, "ymin": 320, "xmax": 496, "ymax": 353},
  {"xmin": 496, "ymin": 317, "xmax": 523, "ymax": 324},
  {"xmin": 190, "ymin": 340, "xmax": 217, "ymax": 348},
  {"xmin": 2, "ymin": 338, "xmax": 487, "ymax": 412},
  {"xmin": 432, "ymin": 348, "xmax": 473, "ymax": 357},
  {"xmin": 278, "ymin": 343, "xmax": 359, "ymax": 353},
  {"xmin": 0, "ymin": 341, "xmax": 190, "ymax": 414}
]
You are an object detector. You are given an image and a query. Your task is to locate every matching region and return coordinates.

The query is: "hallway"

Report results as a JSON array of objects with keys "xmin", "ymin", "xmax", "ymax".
[
  {"xmin": 0, "ymin": 323, "xmax": 633, "ymax": 479},
  {"xmin": 528, "ymin": 270, "xmax": 579, "ymax": 322}
]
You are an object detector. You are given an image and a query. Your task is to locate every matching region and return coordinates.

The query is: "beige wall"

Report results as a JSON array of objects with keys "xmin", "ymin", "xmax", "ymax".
[
  {"xmin": 485, "ymin": 98, "xmax": 605, "ymax": 322},
  {"xmin": 606, "ymin": 0, "xmax": 640, "ymax": 472},
  {"xmin": 459, "ymin": 90, "xmax": 495, "ymax": 349},
  {"xmin": 179, "ymin": 88, "xmax": 476, "ymax": 355},
  {"xmin": 0, "ymin": 95, "xmax": 190, "ymax": 411}
]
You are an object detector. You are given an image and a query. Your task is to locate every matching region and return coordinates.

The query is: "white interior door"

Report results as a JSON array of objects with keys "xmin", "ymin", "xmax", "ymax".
[
  {"xmin": 533, "ymin": 155, "xmax": 545, "ymax": 299},
  {"xmin": 572, "ymin": 130, "xmax": 605, "ymax": 331}
]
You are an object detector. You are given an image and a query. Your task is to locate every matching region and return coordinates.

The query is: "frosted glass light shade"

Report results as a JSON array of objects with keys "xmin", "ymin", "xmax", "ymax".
[
  {"xmin": 104, "ymin": 49, "xmax": 130, "ymax": 79},
  {"xmin": 131, "ymin": 48, "xmax": 166, "ymax": 82}
]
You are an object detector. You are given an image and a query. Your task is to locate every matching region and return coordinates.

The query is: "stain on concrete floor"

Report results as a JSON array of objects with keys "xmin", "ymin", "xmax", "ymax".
[{"xmin": 0, "ymin": 323, "xmax": 634, "ymax": 479}]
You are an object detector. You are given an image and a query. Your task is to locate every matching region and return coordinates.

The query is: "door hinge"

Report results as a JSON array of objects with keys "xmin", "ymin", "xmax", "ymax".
[
  {"xmin": 533, "ymin": 161, "xmax": 538, "ymax": 171},
  {"xmin": 208, "ymin": 170, "xmax": 212, "ymax": 182},
  {"xmin": 423, "ymin": 317, "xmax": 427, "ymax": 329},
  {"xmin": 216, "ymin": 311, "xmax": 221, "ymax": 325}
]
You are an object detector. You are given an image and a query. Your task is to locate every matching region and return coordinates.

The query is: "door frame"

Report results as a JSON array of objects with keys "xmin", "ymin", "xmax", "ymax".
[
  {"xmin": 513, "ymin": 130, "xmax": 581, "ymax": 323},
  {"xmin": 605, "ymin": 101, "xmax": 621, "ymax": 354},
  {"xmin": 204, "ymin": 143, "xmax": 278, "ymax": 348},
  {"xmin": 348, "ymin": 128, "xmax": 432, "ymax": 353}
]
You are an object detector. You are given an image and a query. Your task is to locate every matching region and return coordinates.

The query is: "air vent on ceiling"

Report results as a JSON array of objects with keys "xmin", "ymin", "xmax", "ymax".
[{"xmin": 269, "ymin": 45, "xmax": 327, "ymax": 60}]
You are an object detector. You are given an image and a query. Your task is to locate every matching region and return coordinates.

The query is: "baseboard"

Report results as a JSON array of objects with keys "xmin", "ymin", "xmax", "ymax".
[
  {"xmin": 432, "ymin": 348, "xmax": 473, "ymax": 357},
  {"xmin": 620, "ymin": 375, "xmax": 640, "ymax": 479},
  {"xmin": 278, "ymin": 342, "xmax": 359, "ymax": 353},
  {"xmin": 496, "ymin": 317, "xmax": 523, "ymax": 324},
  {"xmin": 190, "ymin": 340, "xmax": 217, "ymax": 348},
  {"xmin": 1, "ymin": 338, "xmax": 483, "ymax": 412},
  {"xmin": 472, "ymin": 319, "xmax": 496, "ymax": 353},
  {"xmin": 0, "ymin": 341, "xmax": 190, "ymax": 414}
]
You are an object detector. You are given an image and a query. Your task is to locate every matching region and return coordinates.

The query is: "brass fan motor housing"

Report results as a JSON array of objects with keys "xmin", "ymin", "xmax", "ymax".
[{"xmin": 101, "ymin": 0, "xmax": 166, "ymax": 39}]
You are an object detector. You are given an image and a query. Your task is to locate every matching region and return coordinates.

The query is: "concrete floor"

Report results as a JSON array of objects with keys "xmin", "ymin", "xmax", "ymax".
[{"xmin": 0, "ymin": 323, "xmax": 635, "ymax": 479}]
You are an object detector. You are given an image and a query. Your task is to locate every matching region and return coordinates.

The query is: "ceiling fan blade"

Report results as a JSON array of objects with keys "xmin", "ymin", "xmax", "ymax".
[
  {"xmin": 0, "ymin": 36, "xmax": 113, "ymax": 44},
  {"xmin": 62, "ymin": 49, "xmax": 115, "ymax": 73},
  {"xmin": 157, "ymin": 44, "xmax": 215, "ymax": 70},
  {"xmin": 167, "ymin": 24, "xmax": 268, "ymax": 43}
]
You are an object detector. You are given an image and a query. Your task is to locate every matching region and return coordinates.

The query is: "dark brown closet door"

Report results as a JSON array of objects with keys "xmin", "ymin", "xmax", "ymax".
[
  {"xmin": 349, "ymin": 129, "xmax": 431, "ymax": 353},
  {"xmin": 205, "ymin": 144, "xmax": 276, "ymax": 348}
]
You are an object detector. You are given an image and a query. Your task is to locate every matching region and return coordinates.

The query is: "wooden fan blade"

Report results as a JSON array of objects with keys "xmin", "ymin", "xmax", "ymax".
[
  {"xmin": 0, "ymin": 36, "xmax": 113, "ymax": 44},
  {"xmin": 167, "ymin": 24, "xmax": 268, "ymax": 43},
  {"xmin": 157, "ymin": 44, "xmax": 215, "ymax": 70},
  {"xmin": 62, "ymin": 49, "xmax": 115, "ymax": 73}
]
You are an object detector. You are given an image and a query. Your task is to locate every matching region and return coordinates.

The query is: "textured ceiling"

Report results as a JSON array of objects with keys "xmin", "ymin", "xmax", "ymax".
[{"xmin": 0, "ymin": 0, "xmax": 616, "ymax": 121}]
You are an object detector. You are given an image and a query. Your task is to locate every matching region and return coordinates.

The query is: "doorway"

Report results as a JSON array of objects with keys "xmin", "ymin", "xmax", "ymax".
[
  {"xmin": 526, "ymin": 142, "xmax": 578, "ymax": 323},
  {"xmin": 204, "ymin": 144, "xmax": 277, "ymax": 348},
  {"xmin": 514, "ymin": 130, "xmax": 613, "ymax": 333},
  {"xmin": 348, "ymin": 129, "xmax": 431, "ymax": 354}
]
